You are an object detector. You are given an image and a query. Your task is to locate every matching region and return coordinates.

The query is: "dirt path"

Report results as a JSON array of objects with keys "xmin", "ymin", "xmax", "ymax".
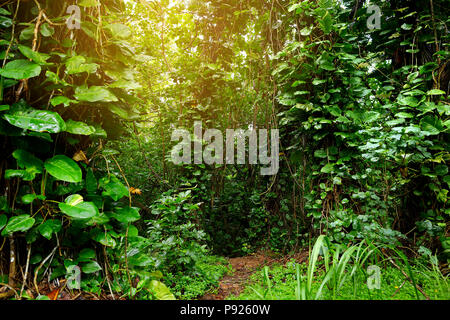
[{"xmin": 200, "ymin": 251, "xmax": 308, "ymax": 300}]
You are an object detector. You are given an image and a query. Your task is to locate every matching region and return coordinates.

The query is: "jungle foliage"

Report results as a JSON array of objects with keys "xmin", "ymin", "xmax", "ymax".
[{"xmin": 0, "ymin": 0, "xmax": 448, "ymax": 300}]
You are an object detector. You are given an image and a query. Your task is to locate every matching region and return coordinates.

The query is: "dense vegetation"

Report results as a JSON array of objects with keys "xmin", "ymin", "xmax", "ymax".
[{"xmin": 0, "ymin": 0, "xmax": 448, "ymax": 300}]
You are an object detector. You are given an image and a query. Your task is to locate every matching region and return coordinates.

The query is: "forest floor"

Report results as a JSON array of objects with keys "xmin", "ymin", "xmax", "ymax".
[{"xmin": 200, "ymin": 250, "xmax": 309, "ymax": 300}]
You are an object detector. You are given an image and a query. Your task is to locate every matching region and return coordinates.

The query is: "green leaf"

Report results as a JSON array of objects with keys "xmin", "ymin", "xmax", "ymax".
[
  {"xmin": 59, "ymin": 201, "xmax": 99, "ymax": 219},
  {"xmin": 65, "ymin": 56, "xmax": 98, "ymax": 75},
  {"xmin": 45, "ymin": 155, "xmax": 82, "ymax": 183},
  {"xmin": 0, "ymin": 8, "xmax": 11, "ymax": 15},
  {"xmin": 426, "ymin": 89, "xmax": 446, "ymax": 96},
  {"xmin": 19, "ymin": 26, "xmax": 34, "ymax": 41},
  {"xmin": 92, "ymin": 231, "xmax": 116, "ymax": 247},
  {"xmin": 100, "ymin": 176, "xmax": 129, "ymax": 201},
  {"xmin": 38, "ymin": 219, "xmax": 62, "ymax": 240},
  {"xmin": 397, "ymin": 96, "xmax": 418, "ymax": 107},
  {"xmin": 65, "ymin": 194, "xmax": 84, "ymax": 206},
  {"xmin": 319, "ymin": 11, "xmax": 333, "ymax": 34},
  {"xmin": 50, "ymin": 96, "xmax": 74, "ymax": 107},
  {"xmin": 4, "ymin": 105, "xmax": 66, "ymax": 133},
  {"xmin": 65, "ymin": 119, "xmax": 96, "ymax": 135},
  {"xmin": 12, "ymin": 149, "xmax": 43, "ymax": 172},
  {"xmin": 435, "ymin": 164, "xmax": 448, "ymax": 176},
  {"xmin": 40, "ymin": 23, "xmax": 55, "ymax": 37},
  {"xmin": 420, "ymin": 115, "xmax": 444, "ymax": 135},
  {"xmin": 320, "ymin": 163, "xmax": 335, "ymax": 174},
  {"xmin": 112, "ymin": 206, "xmax": 141, "ymax": 223},
  {"xmin": 5, "ymin": 168, "xmax": 40, "ymax": 181},
  {"xmin": 0, "ymin": 196, "xmax": 8, "ymax": 212},
  {"xmin": 105, "ymin": 23, "xmax": 131, "ymax": 39},
  {"xmin": 82, "ymin": 261, "xmax": 102, "ymax": 274},
  {"xmin": 74, "ymin": 86, "xmax": 118, "ymax": 102},
  {"xmin": 0, "ymin": 60, "xmax": 41, "ymax": 79},
  {"xmin": 22, "ymin": 193, "xmax": 45, "ymax": 204},
  {"xmin": 86, "ymin": 168, "xmax": 97, "ymax": 194},
  {"xmin": 1, "ymin": 214, "xmax": 35, "ymax": 236},
  {"xmin": 149, "ymin": 280, "xmax": 176, "ymax": 300},
  {"xmin": 18, "ymin": 45, "xmax": 49, "ymax": 64},
  {"xmin": 78, "ymin": 248, "xmax": 96, "ymax": 262}
]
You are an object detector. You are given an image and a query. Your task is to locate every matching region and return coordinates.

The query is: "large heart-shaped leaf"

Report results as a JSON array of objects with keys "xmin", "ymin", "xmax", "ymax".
[
  {"xmin": 1, "ymin": 214, "xmax": 35, "ymax": 236},
  {"xmin": 65, "ymin": 119, "xmax": 96, "ymax": 135},
  {"xmin": 74, "ymin": 86, "xmax": 118, "ymax": 102},
  {"xmin": 59, "ymin": 201, "xmax": 99, "ymax": 219},
  {"xmin": 0, "ymin": 59, "xmax": 41, "ymax": 79},
  {"xmin": 45, "ymin": 155, "xmax": 82, "ymax": 183},
  {"xmin": 112, "ymin": 206, "xmax": 141, "ymax": 223}
]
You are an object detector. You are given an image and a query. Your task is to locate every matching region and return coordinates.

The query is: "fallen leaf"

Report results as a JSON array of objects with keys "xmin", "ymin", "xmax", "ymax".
[
  {"xmin": 47, "ymin": 288, "xmax": 60, "ymax": 300},
  {"xmin": 129, "ymin": 187, "xmax": 142, "ymax": 195},
  {"xmin": 73, "ymin": 150, "xmax": 88, "ymax": 164}
]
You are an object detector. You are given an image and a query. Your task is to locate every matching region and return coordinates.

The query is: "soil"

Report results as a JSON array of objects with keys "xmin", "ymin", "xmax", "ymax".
[{"xmin": 200, "ymin": 250, "xmax": 309, "ymax": 300}]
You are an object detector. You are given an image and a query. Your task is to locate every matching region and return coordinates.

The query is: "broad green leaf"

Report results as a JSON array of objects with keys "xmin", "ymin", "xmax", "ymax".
[
  {"xmin": 78, "ymin": 248, "xmax": 96, "ymax": 262},
  {"xmin": 319, "ymin": 11, "xmax": 333, "ymax": 34},
  {"xmin": 435, "ymin": 164, "xmax": 448, "ymax": 176},
  {"xmin": 74, "ymin": 86, "xmax": 118, "ymax": 102},
  {"xmin": 38, "ymin": 219, "xmax": 62, "ymax": 240},
  {"xmin": 82, "ymin": 261, "xmax": 102, "ymax": 274},
  {"xmin": 12, "ymin": 149, "xmax": 43, "ymax": 172},
  {"xmin": 19, "ymin": 26, "xmax": 34, "ymax": 41},
  {"xmin": 18, "ymin": 45, "xmax": 49, "ymax": 64},
  {"xmin": 149, "ymin": 280, "xmax": 176, "ymax": 300},
  {"xmin": 65, "ymin": 194, "xmax": 84, "ymax": 206},
  {"xmin": 0, "ymin": 16, "xmax": 12, "ymax": 28},
  {"xmin": 92, "ymin": 231, "xmax": 116, "ymax": 247},
  {"xmin": 397, "ymin": 96, "xmax": 418, "ymax": 107},
  {"xmin": 65, "ymin": 56, "xmax": 98, "ymax": 75},
  {"xmin": 22, "ymin": 193, "xmax": 45, "ymax": 204},
  {"xmin": 112, "ymin": 206, "xmax": 141, "ymax": 223},
  {"xmin": 65, "ymin": 119, "xmax": 96, "ymax": 135},
  {"xmin": 40, "ymin": 23, "xmax": 55, "ymax": 37},
  {"xmin": 105, "ymin": 23, "xmax": 131, "ymax": 39},
  {"xmin": 86, "ymin": 168, "xmax": 97, "ymax": 194},
  {"xmin": 0, "ymin": 8, "xmax": 11, "ymax": 15},
  {"xmin": 320, "ymin": 163, "xmax": 335, "ymax": 173},
  {"xmin": 100, "ymin": 175, "xmax": 129, "ymax": 201},
  {"xmin": 45, "ymin": 155, "xmax": 82, "ymax": 183},
  {"xmin": 4, "ymin": 106, "xmax": 66, "ymax": 133},
  {"xmin": 5, "ymin": 168, "xmax": 40, "ymax": 181},
  {"xmin": 50, "ymin": 96, "xmax": 74, "ymax": 107},
  {"xmin": 420, "ymin": 115, "xmax": 444, "ymax": 135},
  {"xmin": 426, "ymin": 89, "xmax": 446, "ymax": 96},
  {"xmin": 0, "ymin": 59, "xmax": 41, "ymax": 79},
  {"xmin": 1, "ymin": 214, "xmax": 35, "ymax": 236},
  {"xmin": 59, "ymin": 201, "xmax": 99, "ymax": 219}
]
